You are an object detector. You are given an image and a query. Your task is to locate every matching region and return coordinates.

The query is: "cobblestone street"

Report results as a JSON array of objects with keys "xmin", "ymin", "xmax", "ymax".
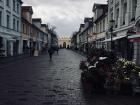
[{"xmin": 0, "ymin": 49, "xmax": 140, "ymax": 105}]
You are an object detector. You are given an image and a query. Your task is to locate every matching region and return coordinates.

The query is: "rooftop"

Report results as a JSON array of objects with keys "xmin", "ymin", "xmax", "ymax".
[
  {"xmin": 22, "ymin": 6, "xmax": 33, "ymax": 14},
  {"xmin": 32, "ymin": 18, "xmax": 42, "ymax": 23}
]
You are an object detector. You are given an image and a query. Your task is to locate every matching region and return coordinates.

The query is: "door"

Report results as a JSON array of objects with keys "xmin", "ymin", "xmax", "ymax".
[
  {"xmin": 13, "ymin": 40, "xmax": 19, "ymax": 56},
  {"xmin": 63, "ymin": 42, "xmax": 66, "ymax": 48},
  {"xmin": 7, "ymin": 41, "xmax": 11, "ymax": 56}
]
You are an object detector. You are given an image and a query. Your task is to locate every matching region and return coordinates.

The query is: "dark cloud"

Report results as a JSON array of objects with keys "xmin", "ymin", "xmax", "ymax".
[{"xmin": 23, "ymin": 0, "xmax": 107, "ymax": 37}]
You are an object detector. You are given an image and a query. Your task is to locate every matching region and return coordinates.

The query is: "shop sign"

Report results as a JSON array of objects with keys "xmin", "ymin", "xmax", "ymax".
[{"xmin": 129, "ymin": 38, "xmax": 140, "ymax": 42}]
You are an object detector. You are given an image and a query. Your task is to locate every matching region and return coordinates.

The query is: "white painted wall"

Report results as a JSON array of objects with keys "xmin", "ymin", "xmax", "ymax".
[{"xmin": 0, "ymin": 0, "xmax": 22, "ymax": 56}]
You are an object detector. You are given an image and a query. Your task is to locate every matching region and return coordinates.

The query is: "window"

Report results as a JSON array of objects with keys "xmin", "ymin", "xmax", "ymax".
[
  {"xmin": 103, "ymin": 19, "xmax": 105, "ymax": 32},
  {"xmin": 13, "ymin": 0, "xmax": 16, "ymax": 11},
  {"xmin": 7, "ymin": 15, "xmax": 10, "ymax": 28},
  {"xmin": 6, "ymin": 0, "xmax": 10, "ymax": 7},
  {"xmin": 17, "ymin": 20, "xmax": 19, "ymax": 31},
  {"xmin": 17, "ymin": 3, "xmax": 19, "ymax": 13},
  {"xmin": 22, "ymin": 23, "xmax": 24, "ymax": 33},
  {"xmin": 26, "ymin": 25, "xmax": 28, "ymax": 34},
  {"xmin": 0, "ymin": 36, "xmax": 3, "ymax": 48},
  {"xmin": 0, "ymin": 11, "xmax": 2, "ymax": 26},
  {"xmin": 111, "ymin": 13, "xmax": 113, "ymax": 20},
  {"xmin": 100, "ymin": 22, "xmax": 102, "ymax": 32},
  {"xmin": 122, "ymin": 3, "xmax": 127, "ymax": 25},
  {"xmin": 97, "ymin": 23, "xmax": 99, "ymax": 33},
  {"xmin": 115, "ymin": 8, "xmax": 119, "ymax": 28},
  {"xmin": 13, "ymin": 18, "xmax": 16, "ymax": 30},
  {"xmin": 110, "ymin": 0, "xmax": 113, "ymax": 4},
  {"xmin": 131, "ymin": 0, "xmax": 137, "ymax": 21},
  {"xmin": 23, "ymin": 23, "xmax": 26, "ymax": 33}
]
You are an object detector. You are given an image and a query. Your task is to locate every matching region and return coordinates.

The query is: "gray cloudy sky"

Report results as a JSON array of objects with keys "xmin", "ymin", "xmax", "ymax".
[{"xmin": 23, "ymin": 0, "xmax": 107, "ymax": 37}]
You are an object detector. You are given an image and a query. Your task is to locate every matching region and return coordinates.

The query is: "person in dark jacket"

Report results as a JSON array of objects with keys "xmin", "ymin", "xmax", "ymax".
[
  {"xmin": 48, "ymin": 47, "xmax": 54, "ymax": 61},
  {"xmin": 56, "ymin": 47, "xmax": 59, "ymax": 54}
]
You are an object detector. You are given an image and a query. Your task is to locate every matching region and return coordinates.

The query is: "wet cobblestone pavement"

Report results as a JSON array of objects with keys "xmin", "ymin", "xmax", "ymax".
[{"xmin": 0, "ymin": 49, "xmax": 140, "ymax": 105}]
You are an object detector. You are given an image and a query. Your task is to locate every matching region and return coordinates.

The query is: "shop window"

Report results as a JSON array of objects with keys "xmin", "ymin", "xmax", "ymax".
[{"xmin": 0, "ymin": 37, "xmax": 3, "ymax": 48}]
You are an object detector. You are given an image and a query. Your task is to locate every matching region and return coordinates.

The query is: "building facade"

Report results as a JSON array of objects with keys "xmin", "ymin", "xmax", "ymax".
[
  {"xmin": 92, "ymin": 3, "xmax": 108, "ymax": 49},
  {"xmin": 41, "ymin": 24, "xmax": 48, "ymax": 49},
  {"xmin": 129, "ymin": 0, "xmax": 140, "ymax": 65},
  {"xmin": 71, "ymin": 32, "xmax": 78, "ymax": 49},
  {"xmin": 32, "ymin": 18, "xmax": 44, "ymax": 52},
  {"xmin": 46, "ymin": 28, "xmax": 52, "ymax": 48},
  {"xmin": 0, "ymin": 0, "xmax": 22, "ymax": 57},
  {"xmin": 108, "ymin": 0, "xmax": 138, "ymax": 64},
  {"xmin": 79, "ymin": 18, "xmax": 93, "ymax": 53},
  {"xmin": 21, "ymin": 6, "xmax": 33, "ymax": 54},
  {"xmin": 58, "ymin": 37, "xmax": 71, "ymax": 48}
]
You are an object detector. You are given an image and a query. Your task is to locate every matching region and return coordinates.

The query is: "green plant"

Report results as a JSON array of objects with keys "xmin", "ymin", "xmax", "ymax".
[{"xmin": 115, "ymin": 59, "xmax": 137, "ymax": 80}]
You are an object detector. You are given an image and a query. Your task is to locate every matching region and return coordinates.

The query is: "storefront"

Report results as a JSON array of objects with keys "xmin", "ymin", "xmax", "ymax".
[
  {"xmin": 0, "ymin": 36, "xmax": 3, "ymax": 48},
  {"xmin": 104, "ymin": 35, "xmax": 128, "ymax": 58},
  {"xmin": 128, "ymin": 16, "xmax": 140, "ymax": 65},
  {"xmin": 0, "ymin": 36, "xmax": 4, "ymax": 56},
  {"xmin": 95, "ymin": 32, "xmax": 106, "ymax": 49},
  {"xmin": 0, "ymin": 34, "xmax": 19, "ymax": 57},
  {"xmin": 128, "ymin": 34, "xmax": 140, "ymax": 65},
  {"xmin": 96, "ymin": 38, "xmax": 105, "ymax": 49}
]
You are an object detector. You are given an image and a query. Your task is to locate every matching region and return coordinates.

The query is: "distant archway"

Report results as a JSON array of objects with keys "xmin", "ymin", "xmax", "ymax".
[{"xmin": 63, "ymin": 42, "xmax": 66, "ymax": 48}]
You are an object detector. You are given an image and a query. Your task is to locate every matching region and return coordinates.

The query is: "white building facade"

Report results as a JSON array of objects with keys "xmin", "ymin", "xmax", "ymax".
[
  {"xmin": 41, "ymin": 24, "xmax": 48, "ymax": 48},
  {"xmin": 0, "ymin": 0, "xmax": 22, "ymax": 56},
  {"xmin": 46, "ymin": 29, "xmax": 51, "ymax": 48},
  {"xmin": 32, "ymin": 18, "xmax": 43, "ymax": 51},
  {"xmin": 79, "ymin": 18, "xmax": 93, "ymax": 53},
  {"xmin": 108, "ymin": 0, "xmax": 139, "ymax": 64},
  {"xmin": 92, "ymin": 3, "xmax": 108, "ymax": 49}
]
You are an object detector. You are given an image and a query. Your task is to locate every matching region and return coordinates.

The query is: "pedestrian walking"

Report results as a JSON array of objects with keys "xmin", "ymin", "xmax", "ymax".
[
  {"xmin": 56, "ymin": 47, "xmax": 59, "ymax": 54},
  {"xmin": 48, "ymin": 47, "xmax": 54, "ymax": 61},
  {"xmin": 30, "ymin": 47, "xmax": 35, "ymax": 56}
]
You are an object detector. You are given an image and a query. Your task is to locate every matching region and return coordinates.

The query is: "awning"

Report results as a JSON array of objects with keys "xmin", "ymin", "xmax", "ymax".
[
  {"xmin": 129, "ymin": 38, "xmax": 140, "ymax": 42},
  {"xmin": 128, "ymin": 34, "xmax": 140, "ymax": 42},
  {"xmin": 128, "ymin": 34, "xmax": 140, "ymax": 39},
  {"xmin": 0, "ymin": 34, "xmax": 16, "ymax": 41},
  {"xmin": 102, "ymin": 35, "xmax": 127, "ymax": 42},
  {"xmin": 102, "ymin": 38, "xmax": 111, "ymax": 42},
  {"xmin": 113, "ymin": 35, "xmax": 127, "ymax": 40},
  {"xmin": 96, "ymin": 32, "xmax": 106, "ymax": 40}
]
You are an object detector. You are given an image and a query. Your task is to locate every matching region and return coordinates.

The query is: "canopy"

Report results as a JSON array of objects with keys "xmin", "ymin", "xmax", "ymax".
[
  {"xmin": 0, "ymin": 34, "xmax": 16, "ymax": 41},
  {"xmin": 102, "ymin": 35, "xmax": 127, "ymax": 42}
]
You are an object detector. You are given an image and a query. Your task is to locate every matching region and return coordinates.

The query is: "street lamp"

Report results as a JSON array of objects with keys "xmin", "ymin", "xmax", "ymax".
[
  {"xmin": 29, "ymin": 38, "xmax": 32, "ymax": 56},
  {"xmin": 87, "ymin": 32, "xmax": 89, "ymax": 58},
  {"xmin": 109, "ymin": 19, "xmax": 115, "ymax": 51}
]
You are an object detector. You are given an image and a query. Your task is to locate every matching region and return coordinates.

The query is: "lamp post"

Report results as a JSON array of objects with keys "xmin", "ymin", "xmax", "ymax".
[
  {"xmin": 87, "ymin": 32, "xmax": 89, "ymax": 58},
  {"xmin": 29, "ymin": 38, "xmax": 32, "ymax": 56},
  {"xmin": 109, "ymin": 20, "xmax": 115, "ymax": 51}
]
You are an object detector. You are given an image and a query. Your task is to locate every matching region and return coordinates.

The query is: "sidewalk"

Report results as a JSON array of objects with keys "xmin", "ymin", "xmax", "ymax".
[
  {"xmin": 0, "ymin": 51, "xmax": 49, "ymax": 66},
  {"xmin": 0, "ymin": 54, "xmax": 31, "ymax": 65},
  {"xmin": 71, "ymin": 49, "xmax": 87, "ymax": 57}
]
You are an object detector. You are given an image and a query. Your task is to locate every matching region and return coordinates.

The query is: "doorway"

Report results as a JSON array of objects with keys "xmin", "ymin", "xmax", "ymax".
[{"xmin": 63, "ymin": 42, "xmax": 66, "ymax": 48}]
